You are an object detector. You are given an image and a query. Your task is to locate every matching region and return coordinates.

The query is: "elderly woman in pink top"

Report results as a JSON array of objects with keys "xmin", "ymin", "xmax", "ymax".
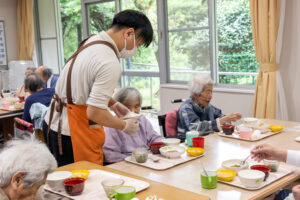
[{"xmin": 103, "ymin": 87, "xmax": 161, "ymax": 163}]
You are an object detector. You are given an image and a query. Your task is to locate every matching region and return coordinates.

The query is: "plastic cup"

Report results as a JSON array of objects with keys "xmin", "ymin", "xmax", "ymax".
[
  {"xmin": 200, "ymin": 171, "xmax": 218, "ymax": 189},
  {"xmin": 101, "ymin": 178, "xmax": 125, "ymax": 197},
  {"xmin": 192, "ymin": 137, "xmax": 204, "ymax": 148},
  {"xmin": 110, "ymin": 186, "xmax": 136, "ymax": 200},
  {"xmin": 186, "ymin": 131, "xmax": 199, "ymax": 147}
]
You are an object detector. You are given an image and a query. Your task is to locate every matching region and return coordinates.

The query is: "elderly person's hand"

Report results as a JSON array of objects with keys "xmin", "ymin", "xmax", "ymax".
[
  {"xmin": 122, "ymin": 118, "xmax": 139, "ymax": 134},
  {"xmin": 292, "ymin": 185, "xmax": 300, "ymax": 200},
  {"xmin": 220, "ymin": 112, "xmax": 242, "ymax": 124},
  {"xmin": 251, "ymin": 143, "xmax": 287, "ymax": 162}
]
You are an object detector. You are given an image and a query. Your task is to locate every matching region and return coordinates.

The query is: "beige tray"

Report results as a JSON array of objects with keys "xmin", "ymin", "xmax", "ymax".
[
  {"xmin": 44, "ymin": 169, "xmax": 149, "ymax": 200},
  {"xmin": 218, "ymin": 130, "xmax": 282, "ymax": 142},
  {"xmin": 218, "ymin": 163, "xmax": 294, "ymax": 190},
  {"xmin": 125, "ymin": 152, "xmax": 204, "ymax": 170}
]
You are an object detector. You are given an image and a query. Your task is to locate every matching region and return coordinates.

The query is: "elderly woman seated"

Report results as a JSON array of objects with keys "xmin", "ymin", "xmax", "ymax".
[
  {"xmin": 177, "ymin": 74, "xmax": 242, "ymax": 138},
  {"xmin": 22, "ymin": 73, "xmax": 55, "ymax": 123},
  {"xmin": 103, "ymin": 87, "xmax": 161, "ymax": 163},
  {"xmin": 0, "ymin": 138, "xmax": 57, "ymax": 200}
]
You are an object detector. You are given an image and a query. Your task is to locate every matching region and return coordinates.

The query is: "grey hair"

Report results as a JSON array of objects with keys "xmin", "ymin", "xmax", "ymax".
[
  {"xmin": 114, "ymin": 87, "xmax": 142, "ymax": 105},
  {"xmin": 42, "ymin": 68, "xmax": 53, "ymax": 78},
  {"xmin": 0, "ymin": 137, "xmax": 57, "ymax": 188},
  {"xmin": 188, "ymin": 74, "xmax": 213, "ymax": 96}
]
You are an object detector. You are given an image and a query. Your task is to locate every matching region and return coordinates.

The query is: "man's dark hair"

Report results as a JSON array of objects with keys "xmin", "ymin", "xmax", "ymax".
[
  {"xmin": 26, "ymin": 67, "xmax": 36, "ymax": 72},
  {"xmin": 111, "ymin": 9, "xmax": 153, "ymax": 47},
  {"xmin": 42, "ymin": 68, "xmax": 53, "ymax": 78},
  {"xmin": 24, "ymin": 73, "xmax": 44, "ymax": 93}
]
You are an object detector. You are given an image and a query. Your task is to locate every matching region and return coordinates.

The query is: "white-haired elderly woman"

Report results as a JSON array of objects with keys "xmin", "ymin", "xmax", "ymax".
[
  {"xmin": 0, "ymin": 138, "xmax": 57, "ymax": 200},
  {"xmin": 177, "ymin": 74, "xmax": 242, "ymax": 138},
  {"xmin": 103, "ymin": 87, "xmax": 161, "ymax": 163}
]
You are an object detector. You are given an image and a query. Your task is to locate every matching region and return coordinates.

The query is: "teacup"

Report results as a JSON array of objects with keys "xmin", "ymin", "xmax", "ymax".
[
  {"xmin": 200, "ymin": 171, "xmax": 218, "ymax": 189},
  {"xmin": 186, "ymin": 131, "xmax": 199, "ymax": 147},
  {"xmin": 110, "ymin": 186, "xmax": 136, "ymax": 200}
]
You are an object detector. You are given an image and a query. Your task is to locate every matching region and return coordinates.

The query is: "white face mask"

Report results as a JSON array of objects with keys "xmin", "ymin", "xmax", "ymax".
[{"xmin": 119, "ymin": 34, "xmax": 138, "ymax": 58}]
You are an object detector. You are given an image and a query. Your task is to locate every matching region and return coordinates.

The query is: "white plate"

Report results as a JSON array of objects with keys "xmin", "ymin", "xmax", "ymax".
[{"xmin": 121, "ymin": 112, "xmax": 143, "ymax": 120}]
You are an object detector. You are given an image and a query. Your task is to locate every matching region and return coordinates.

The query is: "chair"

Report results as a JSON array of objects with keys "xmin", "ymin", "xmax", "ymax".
[
  {"xmin": 158, "ymin": 99, "xmax": 185, "ymax": 142},
  {"xmin": 13, "ymin": 117, "xmax": 44, "ymax": 142}
]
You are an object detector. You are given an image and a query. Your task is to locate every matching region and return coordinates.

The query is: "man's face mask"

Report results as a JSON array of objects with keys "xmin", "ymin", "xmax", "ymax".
[{"xmin": 119, "ymin": 33, "xmax": 138, "ymax": 58}]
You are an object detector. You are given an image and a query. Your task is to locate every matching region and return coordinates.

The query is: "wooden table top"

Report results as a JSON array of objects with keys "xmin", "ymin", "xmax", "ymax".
[
  {"xmin": 107, "ymin": 119, "xmax": 300, "ymax": 200},
  {"xmin": 0, "ymin": 109, "xmax": 23, "ymax": 118},
  {"xmin": 56, "ymin": 161, "xmax": 209, "ymax": 200}
]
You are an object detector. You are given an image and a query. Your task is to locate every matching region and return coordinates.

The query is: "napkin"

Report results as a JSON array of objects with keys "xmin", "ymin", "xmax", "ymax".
[{"xmin": 217, "ymin": 190, "xmax": 241, "ymax": 200}]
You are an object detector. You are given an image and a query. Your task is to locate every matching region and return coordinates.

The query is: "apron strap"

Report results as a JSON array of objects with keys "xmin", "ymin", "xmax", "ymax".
[
  {"xmin": 47, "ymin": 34, "xmax": 119, "ymax": 155},
  {"xmin": 66, "ymin": 39, "xmax": 119, "ymax": 104}
]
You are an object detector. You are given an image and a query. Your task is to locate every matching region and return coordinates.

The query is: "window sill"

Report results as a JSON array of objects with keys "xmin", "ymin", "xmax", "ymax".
[{"xmin": 160, "ymin": 84, "xmax": 255, "ymax": 94}]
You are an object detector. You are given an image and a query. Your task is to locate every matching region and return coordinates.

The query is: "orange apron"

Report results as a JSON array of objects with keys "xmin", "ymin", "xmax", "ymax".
[{"xmin": 47, "ymin": 35, "xmax": 119, "ymax": 165}]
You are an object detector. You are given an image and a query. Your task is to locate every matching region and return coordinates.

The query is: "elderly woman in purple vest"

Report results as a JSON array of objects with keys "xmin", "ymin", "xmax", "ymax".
[{"xmin": 103, "ymin": 87, "xmax": 161, "ymax": 163}]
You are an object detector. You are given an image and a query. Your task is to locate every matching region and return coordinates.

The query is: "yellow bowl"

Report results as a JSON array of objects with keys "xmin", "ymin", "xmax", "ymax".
[
  {"xmin": 186, "ymin": 147, "xmax": 204, "ymax": 157},
  {"xmin": 269, "ymin": 125, "xmax": 284, "ymax": 132},
  {"xmin": 216, "ymin": 170, "xmax": 236, "ymax": 182},
  {"xmin": 71, "ymin": 170, "xmax": 90, "ymax": 180}
]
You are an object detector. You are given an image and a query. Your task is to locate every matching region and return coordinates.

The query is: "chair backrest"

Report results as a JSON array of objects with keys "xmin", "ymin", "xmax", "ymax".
[
  {"xmin": 157, "ymin": 114, "xmax": 167, "ymax": 137},
  {"xmin": 165, "ymin": 108, "xmax": 179, "ymax": 137},
  {"xmin": 14, "ymin": 117, "xmax": 34, "ymax": 139}
]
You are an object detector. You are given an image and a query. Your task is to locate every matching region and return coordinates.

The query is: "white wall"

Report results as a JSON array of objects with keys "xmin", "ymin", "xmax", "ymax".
[
  {"xmin": 279, "ymin": 0, "xmax": 300, "ymax": 122},
  {"xmin": 160, "ymin": 84, "xmax": 254, "ymax": 118},
  {"xmin": 0, "ymin": 0, "xmax": 18, "ymax": 69}
]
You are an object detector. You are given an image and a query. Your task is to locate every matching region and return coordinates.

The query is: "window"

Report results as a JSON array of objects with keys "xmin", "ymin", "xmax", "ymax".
[
  {"xmin": 59, "ymin": 0, "xmax": 83, "ymax": 62},
  {"xmin": 167, "ymin": 0, "xmax": 211, "ymax": 82},
  {"xmin": 216, "ymin": 0, "xmax": 258, "ymax": 86}
]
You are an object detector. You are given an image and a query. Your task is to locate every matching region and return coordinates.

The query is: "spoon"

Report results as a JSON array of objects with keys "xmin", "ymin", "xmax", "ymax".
[
  {"xmin": 200, "ymin": 161, "xmax": 208, "ymax": 176},
  {"xmin": 237, "ymin": 154, "xmax": 251, "ymax": 167},
  {"xmin": 148, "ymin": 155, "xmax": 160, "ymax": 163}
]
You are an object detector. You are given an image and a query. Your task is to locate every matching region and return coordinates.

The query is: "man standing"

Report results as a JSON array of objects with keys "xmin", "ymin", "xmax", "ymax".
[
  {"xmin": 43, "ymin": 10, "xmax": 153, "ymax": 166},
  {"xmin": 35, "ymin": 66, "xmax": 58, "ymax": 89}
]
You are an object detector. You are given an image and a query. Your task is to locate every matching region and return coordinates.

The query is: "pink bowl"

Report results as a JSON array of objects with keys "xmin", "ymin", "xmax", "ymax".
[{"xmin": 239, "ymin": 130, "xmax": 253, "ymax": 140}]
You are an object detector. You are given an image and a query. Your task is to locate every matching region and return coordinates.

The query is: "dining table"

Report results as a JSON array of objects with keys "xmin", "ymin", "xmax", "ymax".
[
  {"xmin": 107, "ymin": 119, "xmax": 300, "ymax": 200},
  {"xmin": 41, "ymin": 161, "xmax": 210, "ymax": 200},
  {"xmin": 0, "ymin": 109, "xmax": 23, "ymax": 141}
]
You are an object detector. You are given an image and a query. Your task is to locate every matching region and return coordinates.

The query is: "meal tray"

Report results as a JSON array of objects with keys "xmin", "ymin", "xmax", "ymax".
[
  {"xmin": 44, "ymin": 169, "xmax": 149, "ymax": 200},
  {"xmin": 218, "ymin": 131, "xmax": 282, "ymax": 142},
  {"xmin": 125, "ymin": 152, "xmax": 204, "ymax": 170},
  {"xmin": 218, "ymin": 163, "xmax": 294, "ymax": 190}
]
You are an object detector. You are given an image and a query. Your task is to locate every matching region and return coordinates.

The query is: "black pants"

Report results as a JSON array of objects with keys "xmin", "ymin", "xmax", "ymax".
[{"xmin": 42, "ymin": 120, "xmax": 74, "ymax": 167}]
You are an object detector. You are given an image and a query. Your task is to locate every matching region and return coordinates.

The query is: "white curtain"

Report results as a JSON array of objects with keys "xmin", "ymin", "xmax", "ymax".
[{"xmin": 276, "ymin": 0, "xmax": 288, "ymax": 120}]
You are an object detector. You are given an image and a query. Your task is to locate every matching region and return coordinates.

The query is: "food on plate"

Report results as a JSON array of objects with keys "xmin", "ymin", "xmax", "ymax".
[
  {"xmin": 216, "ymin": 170, "xmax": 236, "ymax": 182},
  {"xmin": 263, "ymin": 159, "xmax": 280, "ymax": 172},
  {"xmin": 159, "ymin": 146, "xmax": 185, "ymax": 158},
  {"xmin": 222, "ymin": 159, "xmax": 249, "ymax": 172},
  {"xmin": 71, "ymin": 170, "xmax": 90, "ymax": 179},
  {"xmin": 132, "ymin": 147, "xmax": 148, "ymax": 163},
  {"xmin": 186, "ymin": 147, "xmax": 204, "ymax": 157},
  {"xmin": 251, "ymin": 130, "xmax": 262, "ymax": 140},
  {"xmin": 269, "ymin": 125, "xmax": 284, "ymax": 132}
]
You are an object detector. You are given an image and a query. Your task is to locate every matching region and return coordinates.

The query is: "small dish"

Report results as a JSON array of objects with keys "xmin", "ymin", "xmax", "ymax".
[
  {"xmin": 263, "ymin": 159, "xmax": 280, "ymax": 172},
  {"xmin": 222, "ymin": 125, "xmax": 235, "ymax": 135},
  {"xmin": 159, "ymin": 145, "xmax": 185, "ymax": 158},
  {"xmin": 149, "ymin": 142, "xmax": 164, "ymax": 154},
  {"xmin": 71, "ymin": 170, "xmax": 90, "ymax": 180},
  {"xmin": 121, "ymin": 112, "xmax": 143, "ymax": 120},
  {"xmin": 243, "ymin": 117, "xmax": 258, "ymax": 125},
  {"xmin": 238, "ymin": 169, "xmax": 265, "ymax": 188},
  {"xmin": 63, "ymin": 177, "xmax": 85, "ymax": 196},
  {"xmin": 132, "ymin": 148, "xmax": 148, "ymax": 163},
  {"xmin": 101, "ymin": 178, "xmax": 124, "ymax": 197},
  {"xmin": 269, "ymin": 125, "xmax": 284, "ymax": 132},
  {"xmin": 46, "ymin": 171, "xmax": 72, "ymax": 192},
  {"xmin": 186, "ymin": 147, "xmax": 204, "ymax": 157},
  {"xmin": 222, "ymin": 159, "xmax": 249, "ymax": 172},
  {"xmin": 161, "ymin": 138, "xmax": 180, "ymax": 146},
  {"xmin": 250, "ymin": 165, "xmax": 271, "ymax": 181},
  {"xmin": 216, "ymin": 170, "xmax": 236, "ymax": 182}
]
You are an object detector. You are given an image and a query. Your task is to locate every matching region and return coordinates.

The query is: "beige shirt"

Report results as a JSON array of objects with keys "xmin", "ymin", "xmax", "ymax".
[
  {"xmin": 0, "ymin": 187, "xmax": 9, "ymax": 200},
  {"xmin": 44, "ymin": 31, "xmax": 121, "ymax": 136}
]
